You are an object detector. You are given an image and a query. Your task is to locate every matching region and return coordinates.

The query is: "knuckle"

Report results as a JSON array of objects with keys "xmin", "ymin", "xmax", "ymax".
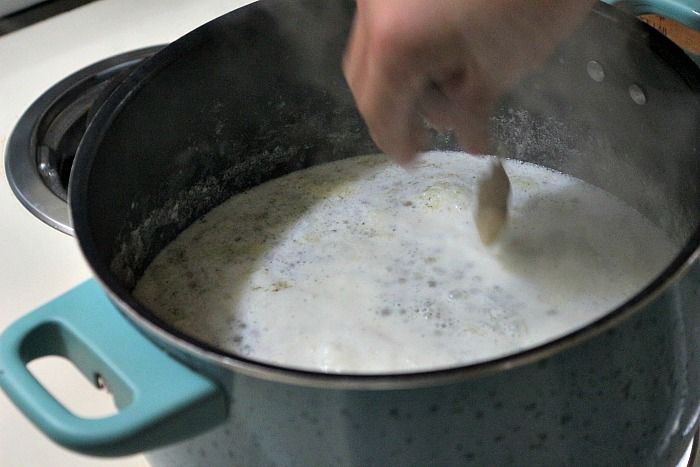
[{"xmin": 370, "ymin": 15, "xmax": 415, "ymax": 66}]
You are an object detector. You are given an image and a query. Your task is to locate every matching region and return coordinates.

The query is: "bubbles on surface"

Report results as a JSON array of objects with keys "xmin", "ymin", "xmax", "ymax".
[{"xmin": 135, "ymin": 151, "xmax": 677, "ymax": 373}]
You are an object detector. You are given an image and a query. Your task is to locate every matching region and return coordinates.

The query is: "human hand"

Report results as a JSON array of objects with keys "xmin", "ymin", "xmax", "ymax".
[{"xmin": 343, "ymin": 0, "xmax": 595, "ymax": 164}]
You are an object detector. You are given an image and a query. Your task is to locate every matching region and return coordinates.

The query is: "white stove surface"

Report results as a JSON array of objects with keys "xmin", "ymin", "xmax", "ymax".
[{"xmin": 0, "ymin": 1, "xmax": 252, "ymax": 465}]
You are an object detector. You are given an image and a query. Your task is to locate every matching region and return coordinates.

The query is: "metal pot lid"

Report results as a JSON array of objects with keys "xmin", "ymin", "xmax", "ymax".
[{"xmin": 4, "ymin": 45, "xmax": 164, "ymax": 235}]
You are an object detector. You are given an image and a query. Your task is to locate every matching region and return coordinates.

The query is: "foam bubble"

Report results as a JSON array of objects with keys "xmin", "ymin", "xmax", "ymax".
[{"xmin": 135, "ymin": 151, "xmax": 678, "ymax": 373}]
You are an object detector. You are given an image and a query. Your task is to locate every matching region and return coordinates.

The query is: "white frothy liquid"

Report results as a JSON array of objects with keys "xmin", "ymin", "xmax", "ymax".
[{"xmin": 134, "ymin": 152, "xmax": 677, "ymax": 373}]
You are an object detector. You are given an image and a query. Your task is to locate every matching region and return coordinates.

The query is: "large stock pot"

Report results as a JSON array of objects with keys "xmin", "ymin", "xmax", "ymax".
[{"xmin": 2, "ymin": 1, "xmax": 700, "ymax": 465}]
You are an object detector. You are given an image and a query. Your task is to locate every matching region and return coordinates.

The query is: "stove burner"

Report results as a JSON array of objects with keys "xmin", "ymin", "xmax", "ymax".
[{"xmin": 5, "ymin": 45, "xmax": 164, "ymax": 234}]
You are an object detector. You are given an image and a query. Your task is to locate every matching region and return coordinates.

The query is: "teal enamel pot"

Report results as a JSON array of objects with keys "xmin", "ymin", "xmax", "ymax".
[{"xmin": 2, "ymin": 1, "xmax": 700, "ymax": 465}]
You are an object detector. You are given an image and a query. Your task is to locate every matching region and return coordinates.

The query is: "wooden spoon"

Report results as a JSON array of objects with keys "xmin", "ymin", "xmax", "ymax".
[{"xmin": 474, "ymin": 158, "xmax": 511, "ymax": 245}]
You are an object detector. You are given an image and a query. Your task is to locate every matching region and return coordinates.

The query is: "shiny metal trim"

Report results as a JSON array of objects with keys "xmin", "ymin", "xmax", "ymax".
[
  {"xmin": 5, "ymin": 126, "xmax": 73, "ymax": 234},
  {"xmin": 102, "ymin": 241, "xmax": 700, "ymax": 390},
  {"xmin": 5, "ymin": 46, "xmax": 164, "ymax": 235}
]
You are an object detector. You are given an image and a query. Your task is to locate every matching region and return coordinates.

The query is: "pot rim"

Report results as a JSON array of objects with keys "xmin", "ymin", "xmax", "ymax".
[{"xmin": 69, "ymin": 1, "xmax": 700, "ymax": 390}]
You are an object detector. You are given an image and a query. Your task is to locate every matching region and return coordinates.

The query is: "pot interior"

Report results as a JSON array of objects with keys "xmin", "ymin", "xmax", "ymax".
[{"xmin": 72, "ymin": 0, "xmax": 700, "ymax": 370}]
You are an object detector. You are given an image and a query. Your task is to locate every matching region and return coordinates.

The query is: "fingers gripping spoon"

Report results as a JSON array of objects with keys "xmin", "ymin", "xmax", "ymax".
[
  {"xmin": 419, "ymin": 81, "xmax": 511, "ymax": 244},
  {"xmin": 474, "ymin": 158, "xmax": 511, "ymax": 245}
]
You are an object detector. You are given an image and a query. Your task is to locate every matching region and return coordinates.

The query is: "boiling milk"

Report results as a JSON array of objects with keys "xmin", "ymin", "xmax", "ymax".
[{"xmin": 134, "ymin": 152, "xmax": 677, "ymax": 373}]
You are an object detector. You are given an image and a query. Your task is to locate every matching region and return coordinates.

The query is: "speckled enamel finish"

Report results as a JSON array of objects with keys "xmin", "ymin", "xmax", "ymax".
[{"xmin": 144, "ymin": 267, "xmax": 700, "ymax": 466}]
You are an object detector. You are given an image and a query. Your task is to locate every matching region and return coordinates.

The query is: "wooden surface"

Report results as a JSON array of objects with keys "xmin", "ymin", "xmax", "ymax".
[{"xmin": 641, "ymin": 15, "xmax": 700, "ymax": 54}]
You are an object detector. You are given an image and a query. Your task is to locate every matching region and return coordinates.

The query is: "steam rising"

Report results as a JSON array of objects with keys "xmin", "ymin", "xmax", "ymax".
[
  {"xmin": 258, "ymin": 0, "xmax": 355, "ymax": 99},
  {"xmin": 110, "ymin": 1, "xmax": 700, "ymax": 290}
]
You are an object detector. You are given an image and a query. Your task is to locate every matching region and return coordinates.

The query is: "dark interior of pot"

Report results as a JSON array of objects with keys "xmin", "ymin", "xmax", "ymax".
[{"xmin": 73, "ymin": 1, "xmax": 700, "ymax": 340}]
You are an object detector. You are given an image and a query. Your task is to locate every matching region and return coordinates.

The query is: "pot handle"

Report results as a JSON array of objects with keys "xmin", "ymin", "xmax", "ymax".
[
  {"xmin": 603, "ymin": 0, "xmax": 700, "ymax": 30},
  {"xmin": 603, "ymin": 0, "xmax": 700, "ymax": 64},
  {"xmin": 0, "ymin": 280, "xmax": 227, "ymax": 457}
]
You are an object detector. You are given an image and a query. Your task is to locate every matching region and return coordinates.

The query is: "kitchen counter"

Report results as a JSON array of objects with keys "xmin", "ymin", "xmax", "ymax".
[{"xmin": 0, "ymin": 1, "xmax": 252, "ymax": 466}]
